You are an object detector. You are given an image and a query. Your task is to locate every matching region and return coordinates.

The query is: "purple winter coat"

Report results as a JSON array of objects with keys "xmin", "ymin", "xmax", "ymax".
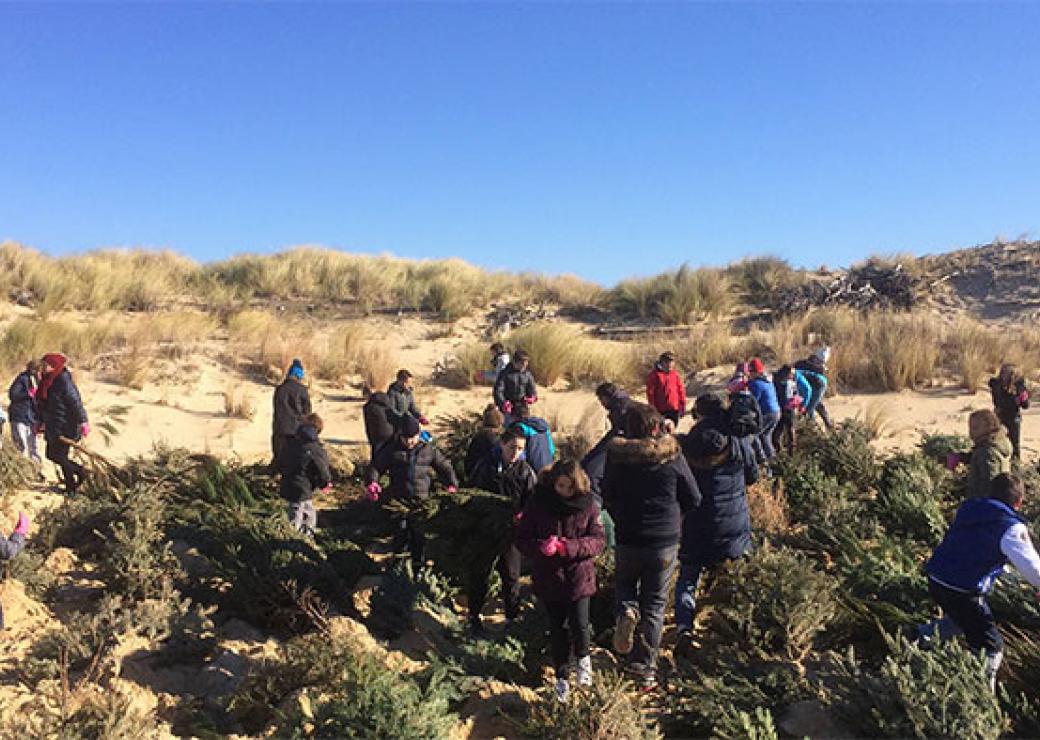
[{"xmin": 515, "ymin": 485, "xmax": 606, "ymax": 603}]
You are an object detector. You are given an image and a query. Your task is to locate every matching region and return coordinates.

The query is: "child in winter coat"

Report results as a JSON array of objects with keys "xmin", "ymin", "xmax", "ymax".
[
  {"xmin": 366, "ymin": 415, "xmax": 458, "ymax": 566},
  {"xmin": 675, "ymin": 398, "xmax": 759, "ymax": 650},
  {"xmin": 279, "ymin": 413, "xmax": 332, "ymax": 537},
  {"xmin": 989, "ymin": 364, "xmax": 1030, "ymax": 461},
  {"xmin": 947, "ymin": 410, "xmax": 1013, "ymax": 499},
  {"xmin": 8, "ymin": 360, "xmax": 43, "ymax": 468},
  {"xmin": 794, "ymin": 347, "xmax": 833, "ymax": 430},
  {"xmin": 747, "ymin": 358, "xmax": 780, "ymax": 463},
  {"xmin": 484, "ymin": 343, "xmax": 511, "ymax": 384},
  {"xmin": 464, "ymin": 405, "xmax": 505, "ymax": 483},
  {"xmin": 515, "ymin": 459, "xmax": 605, "ymax": 702},
  {"xmin": 915, "ymin": 474, "xmax": 1040, "ymax": 690},
  {"xmin": 771, "ymin": 365, "xmax": 809, "ymax": 455},
  {"xmin": 494, "ymin": 351, "xmax": 538, "ymax": 425},
  {"xmin": 467, "ymin": 426, "xmax": 537, "ymax": 634},
  {"xmin": 0, "ymin": 511, "xmax": 30, "ymax": 629}
]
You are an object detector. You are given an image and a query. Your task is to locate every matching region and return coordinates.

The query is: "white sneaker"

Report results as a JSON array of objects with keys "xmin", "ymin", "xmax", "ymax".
[
  {"xmin": 577, "ymin": 655, "xmax": 592, "ymax": 687},
  {"xmin": 555, "ymin": 677, "xmax": 570, "ymax": 703}
]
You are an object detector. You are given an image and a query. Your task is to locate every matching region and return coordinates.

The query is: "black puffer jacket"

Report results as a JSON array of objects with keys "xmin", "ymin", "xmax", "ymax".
[
  {"xmin": 493, "ymin": 364, "xmax": 537, "ymax": 409},
  {"xmin": 602, "ymin": 435, "xmax": 701, "ymax": 549},
  {"xmin": 470, "ymin": 450, "xmax": 538, "ymax": 512},
  {"xmin": 279, "ymin": 425, "xmax": 332, "ymax": 503},
  {"xmin": 272, "ymin": 378, "xmax": 311, "ymax": 437},
  {"xmin": 464, "ymin": 428, "xmax": 500, "ymax": 482},
  {"xmin": 387, "ymin": 381, "xmax": 421, "ymax": 420},
  {"xmin": 679, "ymin": 422, "xmax": 759, "ymax": 564},
  {"xmin": 40, "ymin": 370, "xmax": 87, "ymax": 441},
  {"xmin": 989, "ymin": 376, "xmax": 1030, "ymax": 423},
  {"xmin": 366, "ymin": 440, "xmax": 458, "ymax": 499},
  {"xmin": 363, "ymin": 392, "xmax": 400, "ymax": 450}
]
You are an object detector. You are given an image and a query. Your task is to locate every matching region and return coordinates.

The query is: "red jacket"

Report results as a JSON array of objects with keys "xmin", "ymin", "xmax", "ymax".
[{"xmin": 647, "ymin": 367, "xmax": 686, "ymax": 414}]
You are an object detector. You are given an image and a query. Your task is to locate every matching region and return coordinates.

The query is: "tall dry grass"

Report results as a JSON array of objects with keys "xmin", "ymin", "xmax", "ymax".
[
  {"xmin": 610, "ymin": 264, "xmax": 735, "ymax": 325},
  {"xmin": 502, "ymin": 322, "xmax": 644, "ymax": 389}
]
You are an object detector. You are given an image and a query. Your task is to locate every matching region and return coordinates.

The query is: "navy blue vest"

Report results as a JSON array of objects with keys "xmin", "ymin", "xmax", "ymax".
[{"xmin": 926, "ymin": 497, "xmax": 1024, "ymax": 594}]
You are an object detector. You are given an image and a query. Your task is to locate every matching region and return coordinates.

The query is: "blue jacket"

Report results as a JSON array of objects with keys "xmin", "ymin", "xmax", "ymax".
[
  {"xmin": 8, "ymin": 371, "xmax": 38, "ymax": 426},
  {"xmin": 40, "ymin": 370, "xmax": 87, "ymax": 441},
  {"xmin": 748, "ymin": 377, "xmax": 780, "ymax": 415},
  {"xmin": 514, "ymin": 417, "xmax": 556, "ymax": 474},
  {"xmin": 679, "ymin": 422, "xmax": 759, "ymax": 564},
  {"xmin": 926, "ymin": 497, "xmax": 1024, "ymax": 594}
]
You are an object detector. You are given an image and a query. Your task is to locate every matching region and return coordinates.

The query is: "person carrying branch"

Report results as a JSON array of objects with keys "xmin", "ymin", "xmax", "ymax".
[
  {"xmin": 37, "ymin": 353, "xmax": 89, "ymax": 494},
  {"xmin": 915, "ymin": 474, "xmax": 1040, "ymax": 691},
  {"xmin": 365, "ymin": 416, "xmax": 458, "ymax": 567}
]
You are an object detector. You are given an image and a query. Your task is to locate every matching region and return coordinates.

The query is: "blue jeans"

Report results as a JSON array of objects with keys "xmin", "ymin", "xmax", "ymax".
[
  {"xmin": 918, "ymin": 578, "xmax": 1002, "ymax": 656},
  {"xmin": 615, "ymin": 543, "xmax": 678, "ymax": 673},
  {"xmin": 804, "ymin": 375, "xmax": 828, "ymax": 421}
]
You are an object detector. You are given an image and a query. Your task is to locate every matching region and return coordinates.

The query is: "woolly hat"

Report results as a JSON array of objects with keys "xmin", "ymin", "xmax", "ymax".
[
  {"xmin": 288, "ymin": 359, "xmax": 304, "ymax": 380},
  {"xmin": 968, "ymin": 409, "xmax": 1001, "ymax": 443},
  {"xmin": 399, "ymin": 415, "xmax": 422, "ymax": 438},
  {"xmin": 694, "ymin": 392, "xmax": 726, "ymax": 419},
  {"xmin": 813, "ymin": 346, "xmax": 832, "ymax": 364},
  {"xmin": 749, "ymin": 358, "xmax": 765, "ymax": 375}
]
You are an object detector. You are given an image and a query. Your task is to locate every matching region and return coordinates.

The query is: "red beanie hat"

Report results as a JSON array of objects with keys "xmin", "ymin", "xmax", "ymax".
[{"xmin": 749, "ymin": 358, "xmax": 764, "ymax": 374}]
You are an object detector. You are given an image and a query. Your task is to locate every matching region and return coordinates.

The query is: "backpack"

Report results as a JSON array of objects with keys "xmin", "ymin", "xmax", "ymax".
[{"xmin": 727, "ymin": 394, "xmax": 760, "ymax": 437}]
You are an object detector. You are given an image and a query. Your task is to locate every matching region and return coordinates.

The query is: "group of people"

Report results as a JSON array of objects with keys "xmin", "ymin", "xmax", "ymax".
[{"xmin": 260, "ymin": 342, "xmax": 1032, "ymax": 700}]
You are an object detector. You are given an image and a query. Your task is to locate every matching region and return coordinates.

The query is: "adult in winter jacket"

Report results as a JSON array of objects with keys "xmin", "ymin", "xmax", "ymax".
[
  {"xmin": 675, "ymin": 411, "xmax": 759, "ymax": 644},
  {"xmin": 0, "ymin": 511, "xmax": 30, "ymax": 629},
  {"xmin": 989, "ymin": 364, "xmax": 1030, "ymax": 461},
  {"xmin": 387, "ymin": 369, "xmax": 429, "ymax": 425},
  {"xmin": 37, "ymin": 353, "xmax": 89, "ymax": 494},
  {"xmin": 362, "ymin": 391, "xmax": 399, "ymax": 462},
  {"xmin": 601, "ymin": 403, "xmax": 701, "ymax": 689},
  {"xmin": 581, "ymin": 383, "xmax": 632, "ymax": 546},
  {"xmin": 493, "ymin": 351, "xmax": 537, "ymax": 421},
  {"xmin": 271, "ymin": 359, "xmax": 311, "ymax": 471},
  {"xmin": 916, "ymin": 474, "xmax": 1040, "ymax": 690},
  {"xmin": 365, "ymin": 416, "xmax": 458, "ymax": 565},
  {"xmin": 747, "ymin": 358, "xmax": 780, "ymax": 462},
  {"xmin": 464, "ymin": 405, "xmax": 505, "ymax": 483},
  {"xmin": 794, "ymin": 347, "xmax": 833, "ymax": 430},
  {"xmin": 645, "ymin": 352, "xmax": 686, "ymax": 425},
  {"xmin": 279, "ymin": 414, "xmax": 332, "ymax": 537},
  {"xmin": 467, "ymin": 427, "xmax": 537, "ymax": 634},
  {"xmin": 515, "ymin": 460, "xmax": 605, "ymax": 702},
  {"xmin": 509, "ymin": 401, "xmax": 556, "ymax": 474},
  {"xmin": 8, "ymin": 360, "xmax": 43, "ymax": 467}
]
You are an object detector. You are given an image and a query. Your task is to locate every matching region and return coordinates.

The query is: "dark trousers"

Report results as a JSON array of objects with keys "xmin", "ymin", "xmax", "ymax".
[
  {"xmin": 467, "ymin": 542, "xmax": 522, "ymax": 626},
  {"xmin": 45, "ymin": 437, "xmax": 85, "ymax": 494},
  {"xmin": 773, "ymin": 410, "xmax": 796, "ymax": 455},
  {"xmin": 927, "ymin": 578, "xmax": 1002, "ymax": 656},
  {"xmin": 392, "ymin": 517, "xmax": 427, "ymax": 567},
  {"xmin": 615, "ymin": 543, "xmax": 678, "ymax": 673},
  {"xmin": 999, "ymin": 414, "xmax": 1022, "ymax": 461},
  {"xmin": 544, "ymin": 597, "xmax": 591, "ymax": 670}
]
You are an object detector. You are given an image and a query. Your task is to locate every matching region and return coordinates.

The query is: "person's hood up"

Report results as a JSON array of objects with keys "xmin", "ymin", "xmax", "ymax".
[
  {"xmin": 681, "ymin": 423, "xmax": 735, "ymax": 469},
  {"xmin": 42, "ymin": 353, "xmax": 67, "ymax": 375},
  {"xmin": 607, "ymin": 434, "xmax": 681, "ymax": 466},
  {"xmin": 516, "ymin": 417, "xmax": 551, "ymax": 435}
]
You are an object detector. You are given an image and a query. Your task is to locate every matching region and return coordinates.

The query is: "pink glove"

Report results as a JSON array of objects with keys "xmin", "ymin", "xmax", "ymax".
[
  {"xmin": 321, "ymin": 483, "xmax": 333, "ymax": 494},
  {"xmin": 502, "ymin": 400, "xmax": 513, "ymax": 415},
  {"xmin": 555, "ymin": 537, "xmax": 569, "ymax": 557},
  {"xmin": 513, "ymin": 510, "xmax": 523, "ymax": 524},
  {"xmin": 539, "ymin": 535, "xmax": 560, "ymax": 557},
  {"xmin": 524, "ymin": 395, "xmax": 537, "ymax": 405},
  {"xmin": 27, "ymin": 387, "xmax": 36, "ymax": 399},
  {"xmin": 14, "ymin": 511, "xmax": 29, "ymax": 536},
  {"xmin": 446, "ymin": 485, "xmax": 457, "ymax": 493},
  {"xmin": 419, "ymin": 416, "xmax": 430, "ymax": 426},
  {"xmin": 945, "ymin": 453, "xmax": 961, "ymax": 471},
  {"xmin": 1018, "ymin": 390, "xmax": 1030, "ymax": 405},
  {"xmin": 79, "ymin": 422, "xmax": 90, "ymax": 438},
  {"xmin": 366, "ymin": 482, "xmax": 382, "ymax": 501}
]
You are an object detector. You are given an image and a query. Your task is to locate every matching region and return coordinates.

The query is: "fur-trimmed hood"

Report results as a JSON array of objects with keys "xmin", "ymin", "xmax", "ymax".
[{"xmin": 607, "ymin": 434, "xmax": 681, "ymax": 466}]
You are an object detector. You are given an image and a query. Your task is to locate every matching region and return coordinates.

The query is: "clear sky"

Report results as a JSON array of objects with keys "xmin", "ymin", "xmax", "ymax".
[{"xmin": 1, "ymin": 3, "xmax": 1038, "ymax": 284}]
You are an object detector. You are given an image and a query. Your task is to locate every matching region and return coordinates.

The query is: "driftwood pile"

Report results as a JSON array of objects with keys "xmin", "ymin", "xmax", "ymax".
[
  {"xmin": 483, "ymin": 302, "xmax": 557, "ymax": 337},
  {"xmin": 774, "ymin": 262, "xmax": 920, "ymax": 315}
]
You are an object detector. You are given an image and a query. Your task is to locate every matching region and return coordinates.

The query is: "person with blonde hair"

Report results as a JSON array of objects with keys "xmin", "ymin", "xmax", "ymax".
[{"xmin": 989, "ymin": 363, "xmax": 1030, "ymax": 461}]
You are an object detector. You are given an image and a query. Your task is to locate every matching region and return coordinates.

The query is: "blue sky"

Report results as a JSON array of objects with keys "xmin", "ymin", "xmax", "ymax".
[{"xmin": 1, "ymin": 3, "xmax": 1038, "ymax": 284}]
